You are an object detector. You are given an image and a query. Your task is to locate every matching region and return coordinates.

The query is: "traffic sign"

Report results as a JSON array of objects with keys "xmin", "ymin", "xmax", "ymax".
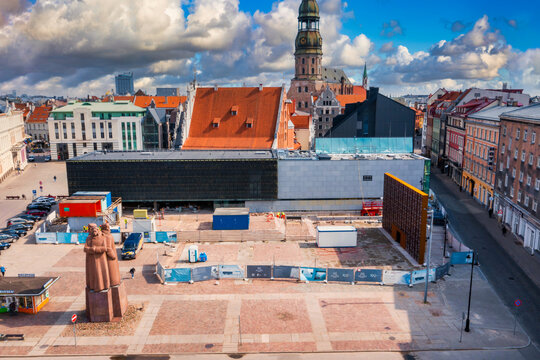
[
  {"xmin": 39, "ymin": 181, "xmax": 42, "ymax": 185},
  {"xmin": 498, "ymin": 209, "xmax": 503, "ymax": 215},
  {"xmin": 514, "ymin": 299, "xmax": 522, "ymax": 307},
  {"xmin": 71, "ymin": 314, "xmax": 77, "ymax": 323},
  {"xmin": 32, "ymin": 189, "xmax": 36, "ymax": 194}
]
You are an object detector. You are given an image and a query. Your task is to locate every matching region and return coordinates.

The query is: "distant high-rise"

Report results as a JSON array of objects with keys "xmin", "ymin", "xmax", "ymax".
[
  {"xmin": 115, "ymin": 72, "xmax": 134, "ymax": 95},
  {"xmin": 156, "ymin": 88, "xmax": 180, "ymax": 97}
]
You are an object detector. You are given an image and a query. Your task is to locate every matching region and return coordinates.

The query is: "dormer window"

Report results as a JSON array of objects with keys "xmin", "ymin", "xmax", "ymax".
[
  {"xmin": 246, "ymin": 118, "xmax": 254, "ymax": 128},
  {"xmin": 231, "ymin": 106, "xmax": 238, "ymax": 116},
  {"xmin": 212, "ymin": 118, "xmax": 220, "ymax": 128}
]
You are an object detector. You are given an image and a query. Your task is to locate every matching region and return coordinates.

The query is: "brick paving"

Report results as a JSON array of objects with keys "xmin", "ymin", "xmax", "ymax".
[{"xmin": 240, "ymin": 299, "xmax": 312, "ymax": 334}]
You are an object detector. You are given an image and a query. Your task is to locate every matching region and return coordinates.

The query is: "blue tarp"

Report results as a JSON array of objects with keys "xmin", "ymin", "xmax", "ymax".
[
  {"xmin": 315, "ymin": 137, "xmax": 413, "ymax": 154},
  {"xmin": 155, "ymin": 232, "xmax": 177, "ymax": 243},
  {"xmin": 299, "ymin": 267, "xmax": 327, "ymax": 282},
  {"xmin": 165, "ymin": 268, "xmax": 191, "ymax": 282}
]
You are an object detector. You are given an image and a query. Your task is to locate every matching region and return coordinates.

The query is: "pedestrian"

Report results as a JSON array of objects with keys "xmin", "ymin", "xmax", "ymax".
[
  {"xmin": 53, "ymin": 176, "xmax": 56, "ymax": 182},
  {"xmin": 129, "ymin": 268, "xmax": 135, "ymax": 279},
  {"xmin": 21, "ymin": 194, "xmax": 26, "ymax": 200},
  {"xmin": 0, "ymin": 266, "xmax": 5, "ymax": 277},
  {"xmin": 124, "ymin": 218, "xmax": 128, "ymax": 229},
  {"xmin": 488, "ymin": 208, "xmax": 493, "ymax": 218},
  {"xmin": 9, "ymin": 302, "xmax": 16, "ymax": 315},
  {"xmin": 502, "ymin": 227, "xmax": 507, "ymax": 236}
]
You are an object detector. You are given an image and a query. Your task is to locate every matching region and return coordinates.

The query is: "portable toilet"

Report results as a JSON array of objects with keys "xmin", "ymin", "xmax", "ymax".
[{"xmin": 188, "ymin": 245, "xmax": 199, "ymax": 263}]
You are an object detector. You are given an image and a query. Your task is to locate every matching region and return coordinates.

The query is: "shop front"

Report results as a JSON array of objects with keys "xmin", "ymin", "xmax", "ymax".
[{"xmin": 0, "ymin": 276, "xmax": 59, "ymax": 314}]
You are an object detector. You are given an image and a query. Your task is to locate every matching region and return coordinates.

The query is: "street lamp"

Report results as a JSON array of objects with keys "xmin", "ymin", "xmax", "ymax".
[{"xmin": 464, "ymin": 251, "xmax": 476, "ymax": 332}]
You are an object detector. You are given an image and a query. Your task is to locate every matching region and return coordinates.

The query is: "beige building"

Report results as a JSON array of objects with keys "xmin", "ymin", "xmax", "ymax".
[
  {"xmin": 0, "ymin": 110, "xmax": 28, "ymax": 182},
  {"xmin": 48, "ymin": 101, "xmax": 146, "ymax": 160}
]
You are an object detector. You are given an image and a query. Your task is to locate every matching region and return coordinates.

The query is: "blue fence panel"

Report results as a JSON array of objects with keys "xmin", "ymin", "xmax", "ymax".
[
  {"xmin": 273, "ymin": 265, "xmax": 299, "ymax": 279},
  {"xmin": 299, "ymin": 267, "xmax": 327, "ymax": 282},
  {"xmin": 451, "ymin": 251, "xmax": 473, "ymax": 265},
  {"xmin": 155, "ymin": 232, "xmax": 177, "ymax": 243},
  {"xmin": 219, "ymin": 265, "xmax": 244, "ymax": 279},
  {"xmin": 355, "ymin": 269, "xmax": 383, "ymax": 283},
  {"xmin": 246, "ymin": 265, "xmax": 272, "ymax": 279},
  {"xmin": 435, "ymin": 263, "xmax": 450, "ymax": 280},
  {"xmin": 56, "ymin": 233, "xmax": 72, "ymax": 244},
  {"xmin": 168, "ymin": 268, "xmax": 191, "ymax": 282},
  {"xmin": 327, "ymin": 268, "xmax": 355, "ymax": 283},
  {"xmin": 78, "ymin": 232, "xmax": 88, "ymax": 244},
  {"xmin": 382, "ymin": 270, "xmax": 411, "ymax": 285},
  {"xmin": 191, "ymin": 266, "xmax": 216, "ymax": 282}
]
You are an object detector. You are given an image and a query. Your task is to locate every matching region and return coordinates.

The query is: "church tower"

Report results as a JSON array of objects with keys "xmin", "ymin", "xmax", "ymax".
[{"xmin": 294, "ymin": 0, "xmax": 323, "ymax": 81}]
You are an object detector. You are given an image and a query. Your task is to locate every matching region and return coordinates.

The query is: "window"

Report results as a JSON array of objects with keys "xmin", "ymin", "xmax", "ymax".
[
  {"xmin": 523, "ymin": 129, "xmax": 528, "ymax": 142},
  {"xmin": 298, "ymin": 87, "xmax": 301, "ymax": 93},
  {"xmin": 92, "ymin": 123, "xmax": 96, "ymax": 139},
  {"xmin": 62, "ymin": 123, "xmax": 67, "ymax": 139},
  {"xmin": 521, "ymin": 150, "xmax": 526, "ymax": 162},
  {"xmin": 533, "ymin": 201, "xmax": 538, "ymax": 212},
  {"xmin": 363, "ymin": 175, "xmax": 373, "ymax": 181},
  {"xmin": 503, "ymin": 126, "xmax": 507, "ymax": 136},
  {"xmin": 71, "ymin": 123, "xmax": 75, "ymax": 139},
  {"xmin": 100, "ymin": 122, "xmax": 105, "ymax": 139},
  {"xmin": 498, "ymin": 179, "xmax": 502, "ymax": 189},
  {"xmin": 80, "ymin": 114, "xmax": 84, "ymax": 121},
  {"xmin": 54, "ymin": 123, "xmax": 59, "ymax": 139},
  {"xmin": 83, "ymin": 142, "xmax": 86, "ymax": 147},
  {"xmin": 532, "ymin": 132, "xmax": 536, "ymax": 144},
  {"xmin": 536, "ymin": 179, "xmax": 540, "ymax": 191},
  {"xmin": 526, "ymin": 175, "xmax": 531, "ymax": 186},
  {"xmin": 499, "ymin": 162, "xmax": 503, "ymax": 171},
  {"xmin": 93, "ymin": 143, "xmax": 97, "ymax": 151},
  {"xmin": 517, "ymin": 191, "xmax": 522, "ymax": 202},
  {"xmin": 519, "ymin": 171, "xmax": 523, "ymax": 182},
  {"xmin": 514, "ymin": 149, "xmax": 518, "ymax": 159},
  {"xmin": 510, "ymin": 187, "xmax": 514, "ymax": 198},
  {"xmin": 72, "ymin": 143, "xmax": 77, "ymax": 157},
  {"xmin": 504, "ymin": 174, "xmax": 508, "ymax": 187},
  {"xmin": 312, "ymin": 58, "xmax": 315, "ymax": 64},
  {"xmin": 512, "ymin": 168, "xmax": 516, "ymax": 178},
  {"xmin": 108, "ymin": 122, "xmax": 112, "ymax": 138},
  {"xmin": 525, "ymin": 196, "xmax": 529, "ymax": 207},
  {"xmin": 538, "ymin": 157, "xmax": 540, "ymax": 168},
  {"xmin": 516, "ymin": 128, "xmax": 520, "ymax": 140},
  {"xmin": 305, "ymin": 87, "xmax": 308, "ymax": 92},
  {"xmin": 501, "ymin": 144, "xmax": 505, "ymax": 154}
]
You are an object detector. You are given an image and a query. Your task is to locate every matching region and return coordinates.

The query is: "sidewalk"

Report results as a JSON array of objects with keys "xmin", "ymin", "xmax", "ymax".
[{"xmin": 431, "ymin": 172, "xmax": 540, "ymax": 289}]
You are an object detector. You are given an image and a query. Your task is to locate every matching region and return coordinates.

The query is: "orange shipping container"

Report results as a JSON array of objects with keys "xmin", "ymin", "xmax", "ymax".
[{"xmin": 59, "ymin": 200, "xmax": 101, "ymax": 218}]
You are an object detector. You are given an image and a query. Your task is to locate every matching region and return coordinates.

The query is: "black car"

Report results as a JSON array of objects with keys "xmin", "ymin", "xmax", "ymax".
[
  {"xmin": 16, "ymin": 214, "xmax": 40, "ymax": 221},
  {"xmin": 2, "ymin": 228, "xmax": 26, "ymax": 236},
  {"xmin": 7, "ymin": 223, "xmax": 32, "ymax": 231},
  {"xmin": 0, "ymin": 242, "xmax": 11, "ymax": 250},
  {"xmin": 27, "ymin": 203, "xmax": 51, "ymax": 211}
]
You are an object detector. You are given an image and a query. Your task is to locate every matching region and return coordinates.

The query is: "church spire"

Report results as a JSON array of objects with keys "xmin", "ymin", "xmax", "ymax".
[
  {"xmin": 362, "ymin": 63, "xmax": 368, "ymax": 89},
  {"xmin": 294, "ymin": 0, "xmax": 322, "ymax": 80}
]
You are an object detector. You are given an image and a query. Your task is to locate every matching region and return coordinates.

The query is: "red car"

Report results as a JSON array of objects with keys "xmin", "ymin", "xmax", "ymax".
[{"xmin": 25, "ymin": 210, "xmax": 47, "ymax": 217}]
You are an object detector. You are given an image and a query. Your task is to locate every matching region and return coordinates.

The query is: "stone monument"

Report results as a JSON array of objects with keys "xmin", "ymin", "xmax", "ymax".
[{"xmin": 84, "ymin": 223, "xmax": 128, "ymax": 322}]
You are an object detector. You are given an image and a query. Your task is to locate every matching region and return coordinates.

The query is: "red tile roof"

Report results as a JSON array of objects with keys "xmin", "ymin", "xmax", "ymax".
[
  {"xmin": 352, "ymin": 85, "xmax": 367, "ymax": 95},
  {"xmin": 27, "ymin": 106, "xmax": 52, "ymax": 123},
  {"xmin": 336, "ymin": 93, "xmax": 366, "ymax": 106},
  {"xmin": 133, "ymin": 96, "xmax": 186, "ymax": 108},
  {"xmin": 291, "ymin": 114, "xmax": 311, "ymax": 129},
  {"xmin": 13, "ymin": 103, "xmax": 31, "ymax": 117},
  {"xmin": 183, "ymin": 87, "xmax": 283, "ymax": 149}
]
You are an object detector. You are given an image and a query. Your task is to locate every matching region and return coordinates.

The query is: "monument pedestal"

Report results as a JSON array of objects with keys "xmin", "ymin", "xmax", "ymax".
[
  {"xmin": 111, "ymin": 282, "xmax": 128, "ymax": 319},
  {"xmin": 85, "ymin": 287, "xmax": 114, "ymax": 322}
]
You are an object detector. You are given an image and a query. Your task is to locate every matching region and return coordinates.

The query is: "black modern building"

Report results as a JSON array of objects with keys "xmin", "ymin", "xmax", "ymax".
[
  {"xmin": 66, "ymin": 151, "xmax": 277, "ymax": 203},
  {"xmin": 325, "ymin": 87, "xmax": 415, "ymax": 138}
]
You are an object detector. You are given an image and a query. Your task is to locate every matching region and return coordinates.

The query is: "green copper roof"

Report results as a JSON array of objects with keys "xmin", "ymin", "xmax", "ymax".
[
  {"xmin": 299, "ymin": 0, "xmax": 319, "ymax": 19},
  {"xmin": 51, "ymin": 101, "xmax": 145, "ymax": 113},
  {"xmin": 295, "ymin": 31, "xmax": 322, "ymax": 55}
]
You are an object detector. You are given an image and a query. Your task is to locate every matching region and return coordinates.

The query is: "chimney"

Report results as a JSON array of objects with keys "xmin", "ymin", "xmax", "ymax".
[
  {"xmin": 259, "ymin": 84, "xmax": 263, "ymax": 92},
  {"xmin": 214, "ymin": 84, "xmax": 218, "ymax": 91}
]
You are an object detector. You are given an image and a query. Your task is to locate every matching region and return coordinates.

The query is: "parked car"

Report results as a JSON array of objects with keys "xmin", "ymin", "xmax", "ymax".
[
  {"xmin": 121, "ymin": 233, "xmax": 144, "ymax": 260},
  {"xmin": 28, "ymin": 155, "xmax": 35, "ymax": 162},
  {"xmin": 0, "ymin": 234, "xmax": 17, "ymax": 243},
  {"xmin": 35, "ymin": 197, "xmax": 57, "ymax": 204},
  {"xmin": 16, "ymin": 214, "xmax": 40, "ymax": 221},
  {"xmin": 0, "ymin": 228, "xmax": 25, "ymax": 237},
  {"xmin": 27, "ymin": 203, "xmax": 50, "ymax": 211},
  {"xmin": 0, "ymin": 241, "xmax": 11, "ymax": 250},
  {"xmin": 25, "ymin": 210, "xmax": 47, "ymax": 217},
  {"xmin": 8, "ymin": 223, "xmax": 33, "ymax": 231},
  {"xmin": 0, "ymin": 229, "xmax": 21, "ymax": 238},
  {"xmin": 44, "ymin": 155, "xmax": 51, "ymax": 161},
  {"xmin": 7, "ymin": 219, "xmax": 34, "ymax": 227}
]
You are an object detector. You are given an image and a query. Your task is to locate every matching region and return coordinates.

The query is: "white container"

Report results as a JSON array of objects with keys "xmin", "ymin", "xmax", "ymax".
[
  {"xmin": 188, "ymin": 245, "xmax": 199, "ymax": 263},
  {"xmin": 132, "ymin": 216, "xmax": 156, "ymax": 233},
  {"xmin": 316, "ymin": 226, "xmax": 357, "ymax": 248}
]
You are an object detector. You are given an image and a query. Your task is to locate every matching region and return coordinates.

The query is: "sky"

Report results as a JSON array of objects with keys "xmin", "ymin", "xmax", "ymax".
[{"xmin": 0, "ymin": 0, "xmax": 539, "ymax": 97}]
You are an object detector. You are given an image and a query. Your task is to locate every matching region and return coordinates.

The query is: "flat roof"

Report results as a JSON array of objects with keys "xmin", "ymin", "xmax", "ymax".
[
  {"xmin": 317, "ymin": 226, "xmax": 357, "ymax": 232},
  {"xmin": 60, "ymin": 199, "xmax": 100, "ymax": 204},
  {"xmin": 69, "ymin": 150, "xmax": 276, "ymax": 161},
  {"xmin": 214, "ymin": 208, "xmax": 250, "ymax": 216},
  {"xmin": 0, "ymin": 277, "xmax": 59, "ymax": 296},
  {"xmin": 51, "ymin": 101, "xmax": 144, "ymax": 113}
]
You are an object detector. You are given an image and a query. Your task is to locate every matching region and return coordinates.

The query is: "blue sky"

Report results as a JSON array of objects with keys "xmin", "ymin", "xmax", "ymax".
[{"xmin": 2, "ymin": 0, "xmax": 539, "ymax": 96}]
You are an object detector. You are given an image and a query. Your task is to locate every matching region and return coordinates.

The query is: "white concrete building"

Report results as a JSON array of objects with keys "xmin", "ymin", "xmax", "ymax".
[
  {"xmin": 48, "ymin": 101, "xmax": 146, "ymax": 160},
  {"xmin": 0, "ymin": 110, "xmax": 28, "ymax": 182}
]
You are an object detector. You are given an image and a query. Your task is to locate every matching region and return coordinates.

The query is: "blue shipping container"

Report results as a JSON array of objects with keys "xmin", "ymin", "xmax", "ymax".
[
  {"xmin": 213, "ymin": 208, "xmax": 250, "ymax": 230},
  {"xmin": 73, "ymin": 191, "xmax": 112, "ymax": 207}
]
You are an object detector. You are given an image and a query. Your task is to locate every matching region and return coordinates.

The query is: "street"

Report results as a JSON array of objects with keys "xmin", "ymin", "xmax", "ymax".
[{"xmin": 430, "ymin": 172, "xmax": 540, "ymax": 358}]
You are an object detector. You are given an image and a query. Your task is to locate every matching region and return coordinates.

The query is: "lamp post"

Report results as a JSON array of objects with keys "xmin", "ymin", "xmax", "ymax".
[
  {"xmin": 464, "ymin": 251, "xmax": 475, "ymax": 332},
  {"xmin": 423, "ymin": 209, "xmax": 434, "ymax": 304}
]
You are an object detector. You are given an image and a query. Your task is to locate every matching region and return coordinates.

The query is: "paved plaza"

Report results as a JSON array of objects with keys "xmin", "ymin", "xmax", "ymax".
[{"xmin": 0, "ymin": 163, "xmax": 533, "ymax": 357}]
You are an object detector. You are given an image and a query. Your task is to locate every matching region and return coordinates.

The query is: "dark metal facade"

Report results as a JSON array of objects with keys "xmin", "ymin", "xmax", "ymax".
[{"xmin": 67, "ymin": 159, "xmax": 277, "ymax": 202}]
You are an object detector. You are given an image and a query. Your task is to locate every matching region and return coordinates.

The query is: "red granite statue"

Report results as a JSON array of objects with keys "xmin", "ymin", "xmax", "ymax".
[
  {"xmin": 100, "ymin": 223, "xmax": 121, "ymax": 286},
  {"xmin": 84, "ymin": 224, "xmax": 110, "ymax": 292}
]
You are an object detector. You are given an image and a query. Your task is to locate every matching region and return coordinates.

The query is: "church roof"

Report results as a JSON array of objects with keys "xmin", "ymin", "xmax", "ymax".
[
  {"xmin": 322, "ymin": 67, "xmax": 352, "ymax": 84},
  {"xmin": 299, "ymin": 0, "xmax": 319, "ymax": 18}
]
